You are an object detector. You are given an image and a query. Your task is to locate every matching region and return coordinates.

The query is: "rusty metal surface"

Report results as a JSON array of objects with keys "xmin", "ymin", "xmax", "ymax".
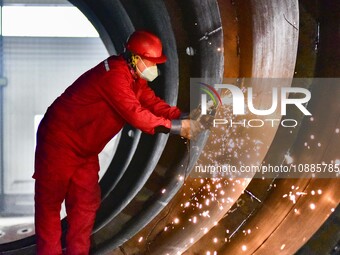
[{"xmin": 111, "ymin": 0, "xmax": 339, "ymax": 255}]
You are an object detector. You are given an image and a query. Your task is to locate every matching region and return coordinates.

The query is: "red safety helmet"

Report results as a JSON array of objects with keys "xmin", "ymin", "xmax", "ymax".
[{"xmin": 126, "ymin": 30, "xmax": 167, "ymax": 64}]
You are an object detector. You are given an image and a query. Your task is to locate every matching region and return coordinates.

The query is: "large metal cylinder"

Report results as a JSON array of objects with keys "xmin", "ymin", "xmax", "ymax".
[{"xmin": 0, "ymin": 0, "xmax": 339, "ymax": 254}]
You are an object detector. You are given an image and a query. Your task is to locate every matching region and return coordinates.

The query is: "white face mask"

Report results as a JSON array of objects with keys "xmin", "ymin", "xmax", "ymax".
[{"xmin": 136, "ymin": 58, "xmax": 158, "ymax": 82}]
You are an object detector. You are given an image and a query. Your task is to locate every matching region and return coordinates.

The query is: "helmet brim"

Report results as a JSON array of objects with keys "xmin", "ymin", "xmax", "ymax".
[{"xmin": 142, "ymin": 54, "xmax": 167, "ymax": 64}]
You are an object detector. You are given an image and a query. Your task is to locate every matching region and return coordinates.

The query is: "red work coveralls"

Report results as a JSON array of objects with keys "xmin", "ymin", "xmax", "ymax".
[{"xmin": 33, "ymin": 55, "xmax": 181, "ymax": 255}]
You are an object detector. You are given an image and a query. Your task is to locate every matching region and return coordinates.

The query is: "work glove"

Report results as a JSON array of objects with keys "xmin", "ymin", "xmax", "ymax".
[
  {"xmin": 170, "ymin": 119, "xmax": 202, "ymax": 140},
  {"xmin": 180, "ymin": 107, "xmax": 215, "ymax": 130}
]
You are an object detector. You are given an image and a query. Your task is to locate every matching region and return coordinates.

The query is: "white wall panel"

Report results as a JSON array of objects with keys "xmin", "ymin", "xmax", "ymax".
[{"xmin": 3, "ymin": 37, "xmax": 108, "ymax": 194}]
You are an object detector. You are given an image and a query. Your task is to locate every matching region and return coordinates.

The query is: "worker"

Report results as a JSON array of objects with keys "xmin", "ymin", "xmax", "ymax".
[{"xmin": 33, "ymin": 30, "xmax": 196, "ymax": 255}]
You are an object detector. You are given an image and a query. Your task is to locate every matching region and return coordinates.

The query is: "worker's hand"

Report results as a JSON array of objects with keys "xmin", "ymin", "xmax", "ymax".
[
  {"xmin": 199, "ymin": 114, "xmax": 215, "ymax": 129},
  {"xmin": 189, "ymin": 107, "xmax": 202, "ymax": 120},
  {"xmin": 185, "ymin": 107, "xmax": 216, "ymax": 130},
  {"xmin": 180, "ymin": 119, "xmax": 202, "ymax": 139}
]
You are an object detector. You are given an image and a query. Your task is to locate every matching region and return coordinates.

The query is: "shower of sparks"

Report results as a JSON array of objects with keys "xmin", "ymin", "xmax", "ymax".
[
  {"xmin": 282, "ymin": 186, "xmax": 309, "ymax": 204},
  {"xmin": 310, "ymin": 203, "xmax": 316, "ymax": 210},
  {"xmin": 175, "ymin": 178, "xmax": 248, "ymax": 235},
  {"xmin": 284, "ymin": 153, "xmax": 294, "ymax": 164},
  {"xmin": 135, "ymin": 88, "xmax": 337, "ymax": 254},
  {"xmin": 193, "ymin": 92, "xmax": 269, "ymax": 180}
]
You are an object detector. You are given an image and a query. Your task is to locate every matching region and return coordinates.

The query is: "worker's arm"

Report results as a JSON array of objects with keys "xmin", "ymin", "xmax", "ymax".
[
  {"xmin": 137, "ymin": 79, "xmax": 202, "ymax": 138},
  {"xmin": 138, "ymin": 79, "xmax": 181, "ymax": 120},
  {"xmin": 96, "ymin": 71, "xmax": 175, "ymax": 135},
  {"xmin": 96, "ymin": 70, "xmax": 194, "ymax": 139}
]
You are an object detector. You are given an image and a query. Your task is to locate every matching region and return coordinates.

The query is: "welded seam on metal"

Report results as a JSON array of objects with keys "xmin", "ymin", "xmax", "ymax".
[
  {"xmin": 250, "ymin": 179, "xmax": 313, "ymax": 254},
  {"xmin": 198, "ymin": 26, "xmax": 222, "ymax": 41}
]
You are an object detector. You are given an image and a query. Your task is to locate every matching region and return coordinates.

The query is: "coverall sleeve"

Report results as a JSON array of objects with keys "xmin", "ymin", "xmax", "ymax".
[
  {"xmin": 138, "ymin": 80, "xmax": 181, "ymax": 120},
  {"xmin": 97, "ymin": 71, "xmax": 171, "ymax": 135}
]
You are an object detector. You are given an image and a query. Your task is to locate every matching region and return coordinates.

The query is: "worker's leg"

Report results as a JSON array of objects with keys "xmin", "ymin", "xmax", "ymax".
[
  {"xmin": 35, "ymin": 179, "xmax": 69, "ymax": 255},
  {"xmin": 64, "ymin": 160, "xmax": 101, "ymax": 255}
]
